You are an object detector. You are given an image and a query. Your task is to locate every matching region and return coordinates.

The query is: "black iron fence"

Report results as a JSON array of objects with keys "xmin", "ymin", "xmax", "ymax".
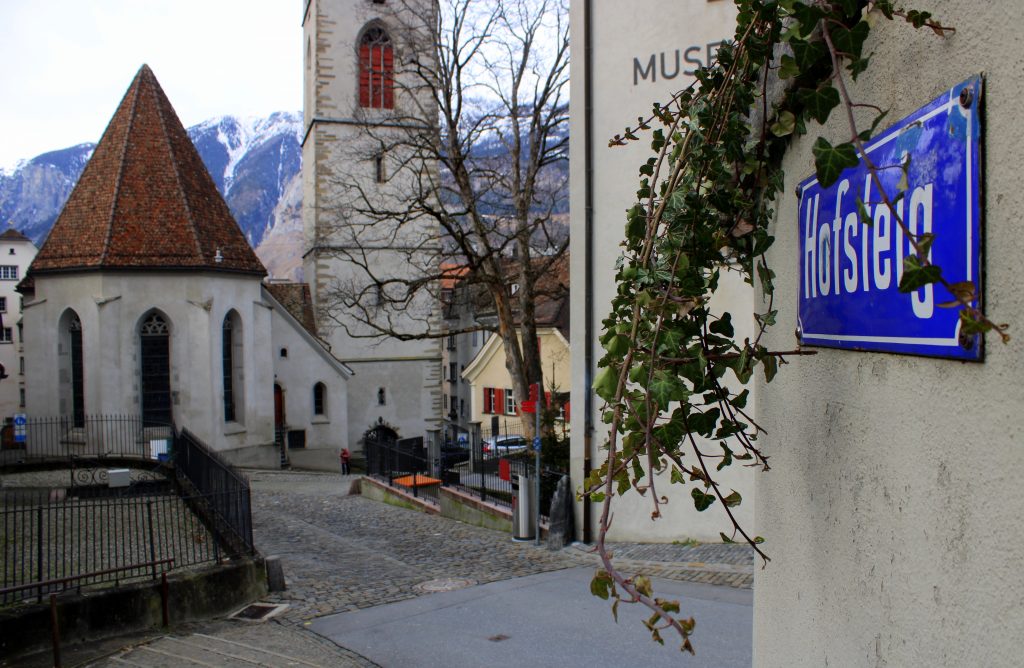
[
  {"xmin": 364, "ymin": 436, "xmax": 441, "ymax": 505},
  {"xmin": 0, "ymin": 414, "xmax": 173, "ymax": 465},
  {"xmin": 174, "ymin": 429, "xmax": 254, "ymax": 554},
  {"xmin": 1, "ymin": 489, "xmax": 227, "ymax": 606}
]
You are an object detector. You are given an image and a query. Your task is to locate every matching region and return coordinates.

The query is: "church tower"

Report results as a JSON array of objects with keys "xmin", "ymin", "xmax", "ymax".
[{"xmin": 302, "ymin": 0, "xmax": 442, "ymax": 449}]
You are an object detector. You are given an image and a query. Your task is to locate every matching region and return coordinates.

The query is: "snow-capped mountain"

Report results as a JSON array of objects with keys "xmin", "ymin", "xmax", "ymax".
[{"xmin": 0, "ymin": 112, "xmax": 304, "ymax": 278}]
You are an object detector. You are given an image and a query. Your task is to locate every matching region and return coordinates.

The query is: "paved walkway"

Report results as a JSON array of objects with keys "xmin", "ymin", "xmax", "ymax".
[{"xmin": 7, "ymin": 469, "xmax": 754, "ymax": 667}]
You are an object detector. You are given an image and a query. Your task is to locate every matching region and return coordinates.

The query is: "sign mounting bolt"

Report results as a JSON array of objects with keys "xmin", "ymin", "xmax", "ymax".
[{"xmin": 959, "ymin": 87, "xmax": 973, "ymax": 109}]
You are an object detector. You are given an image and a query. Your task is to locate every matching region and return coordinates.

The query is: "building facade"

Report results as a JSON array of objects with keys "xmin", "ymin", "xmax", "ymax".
[
  {"xmin": 568, "ymin": 0, "xmax": 749, "ymax": 543},
  {"xmin": 301, "ymin": 0, "xmax": 442, "ymax": 452},
  {"xmin": 0, "ymin": 229, "xmax": 37, "ymax": 421}
]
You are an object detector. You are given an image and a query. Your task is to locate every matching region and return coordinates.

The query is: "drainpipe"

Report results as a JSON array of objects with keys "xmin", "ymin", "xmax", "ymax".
[{"xmin": 582, "ymin": 0, "xmax": 594, "ymax": 544}]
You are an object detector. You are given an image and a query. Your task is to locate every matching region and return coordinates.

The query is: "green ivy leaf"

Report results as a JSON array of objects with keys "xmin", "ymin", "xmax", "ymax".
[
  {"xmin": 770, "ymin": 110, "xmax": 797, "ymax": 137},
  {"xmin": 591, "ymin": 570, "xmax": 613, "ymax": 600},
  {"xmin": 691, "ymin": 488, "xmax": 716, "ymax": 512},
  {"xmin": 790, "ymin": 39, "xmax": 827, "ymax": 70},
  {"xmin": 593, "ymin": 366, "xmax": 619, "ymax": 402},
  {"xmin": 830, "ymin": 21, "xmax": 870, "ymax": 59},
  {"xmin": 855, "ymin": 196, "xmax": 872, "ymax": 226},
  {"xmin": 798, "ymin": 85, "xmax": 840, "ymax": 125},
  {"xmin": 899, "ymin": 255, "xmax": 942, "ymax": 292},
  {"xmin": 833, "ymin": 0, "xmax": 860, "ymax": 18},
  {"xmin": 723, "ymin": 490, "xmax": 743, "ymax": 507},
  {"xmin": 777, "ymin": 54, "xmax": 800, "ymax": 80},
  {"xmin": 719, "ymin": 532, "xmax": 736, "ymax": 544},
  {"xmin": 709, "ymin": 312, "xmax": 734, "ymax": 337},
  {"xmin": 812, "ymin": 137, "xmax": 859, "ymax": 188}
]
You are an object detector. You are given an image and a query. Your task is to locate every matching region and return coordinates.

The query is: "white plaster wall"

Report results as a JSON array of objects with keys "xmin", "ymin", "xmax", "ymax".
[
  {"xmin": 753, "ymin": 2, "xmax": 1024, "ymax": 665},
  {"xmin": 569, "ymin": 0, "xmax": 751, "ymax": 542},
  {"xmin": 24, "ymin": 271, "xmax": 274, "ymax": 453},
  {"xmin": 0, "ymin": 238, "xmax": 36, "ymax": 421},
  {"xmin": 269, "ymin": 304, "xmax": 349, "ymax": 470}
]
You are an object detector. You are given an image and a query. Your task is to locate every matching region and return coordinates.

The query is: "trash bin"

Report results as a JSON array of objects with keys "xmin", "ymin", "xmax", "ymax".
[{"xmin": 512, "ymin": 473, "xmax": 537, "ymax": 541}]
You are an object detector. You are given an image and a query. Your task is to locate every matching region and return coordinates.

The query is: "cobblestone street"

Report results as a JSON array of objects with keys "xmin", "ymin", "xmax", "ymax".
[
  {"xmin": 249, "ymin": 470, "xmax": 576, "ymax": 625},
  {"xmin": 249, "ymin": 470, "xmax": 754, "ymax": 627}
]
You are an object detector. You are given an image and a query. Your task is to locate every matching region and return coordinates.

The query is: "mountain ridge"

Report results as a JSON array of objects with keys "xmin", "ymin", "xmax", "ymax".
[{"xmin": 0, "ymin": 112, "xmax": 304, "ymax": 280}]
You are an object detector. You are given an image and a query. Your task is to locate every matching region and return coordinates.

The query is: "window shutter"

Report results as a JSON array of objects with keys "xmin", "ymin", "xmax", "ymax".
[
  {"xmin": 495, "ymin": 389, "xmax": 504, "ymax": 414},
  {"xmin": 483, "ymin": 388, "xmax": 492, "ymax": 414}
]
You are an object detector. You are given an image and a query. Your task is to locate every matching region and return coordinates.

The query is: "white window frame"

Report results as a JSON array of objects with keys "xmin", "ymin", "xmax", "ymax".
[
  {"xmin": 0, "ymin": 266, "xmax": 17, "ymax": 280},
  {"xmin": 505, "ymin": 388, "xmax": 515, "ymax": 415}
]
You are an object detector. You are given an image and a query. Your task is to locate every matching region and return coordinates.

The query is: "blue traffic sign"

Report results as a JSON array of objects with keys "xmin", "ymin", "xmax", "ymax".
[
  {"xmin": 13, "ymin": 414, "xmax": 26, "ymax": 426},
  {"xmin": 797, "ymin": 76, "xmax": 982, "ymax": 360},
  {"xmin": 532, "ymin": 436, "xmax": 542, "ymax": 452}
]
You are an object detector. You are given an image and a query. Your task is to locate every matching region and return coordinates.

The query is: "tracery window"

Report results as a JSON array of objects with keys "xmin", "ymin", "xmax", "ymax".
[{"xmin": 359, "ymin": 26, "xmax": 394, "ymax": 109}]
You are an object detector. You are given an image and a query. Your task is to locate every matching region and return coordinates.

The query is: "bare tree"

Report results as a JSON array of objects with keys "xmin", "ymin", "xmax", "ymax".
[{"xmin": 312, "ymin": 0, "xmax": 570, "ymax": 433}]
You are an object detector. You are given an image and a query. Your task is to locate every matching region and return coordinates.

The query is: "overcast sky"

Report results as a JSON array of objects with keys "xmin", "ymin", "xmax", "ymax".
[{"xmin": 0, "ymin": 0, "xmax": 302, "ymax": 170}]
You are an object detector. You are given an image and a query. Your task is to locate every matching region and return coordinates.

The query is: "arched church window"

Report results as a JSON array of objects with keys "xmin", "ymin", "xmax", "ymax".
[
  {"xmin": 140, "ymin": 312, "xmax": 172, "ymax": 426},
  {"xmin": 222, "ymin": 311, "xmax": 244, "ymax": 424},
  {"xmin": 60, "ymin": 311, "xmax": 85, "ymax": 428},
  {"xmin": 359, "ymin": 26, "xmax": 394, "ymax": 109},
  {"xmin": 313, "ymin": 382, "xmax": 327, "ymax": 416}
]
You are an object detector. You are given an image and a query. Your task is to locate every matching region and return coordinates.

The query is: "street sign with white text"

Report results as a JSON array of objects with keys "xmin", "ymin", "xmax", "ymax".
[{"xmin": 796, "ymin": 76, "xmax": 983, "ymax": 361}]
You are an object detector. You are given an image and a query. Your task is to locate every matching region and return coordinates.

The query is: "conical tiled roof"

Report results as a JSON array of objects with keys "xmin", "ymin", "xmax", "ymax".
[{"xmin": 30, "ymin": 65, "xmax": 265, "ymax": 276}]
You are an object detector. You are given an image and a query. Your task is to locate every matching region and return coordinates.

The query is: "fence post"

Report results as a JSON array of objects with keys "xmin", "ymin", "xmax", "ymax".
[
  {"xmin": 146, "ymin": 501, "xmax": 157, "ymax": 580},
  {"xmin": 36, "ymin": 506, "xmax": 44, "ymax": 604},
  {"xmin": 50, "ymin": 593, "xmax": 62, "ymax": 668}
]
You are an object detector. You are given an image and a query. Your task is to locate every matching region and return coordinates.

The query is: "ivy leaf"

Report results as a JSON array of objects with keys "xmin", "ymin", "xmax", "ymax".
[
  {"xmin": 798, "ymin": 85, "xmax": 840, "ymax": 125},
  {"xmin": 709, "ymin": 312, "xmax": 734, "ymax": 337},
  {"xmin": 777, "ymin": 54, "xmax": 800, "ymax": 80},
  {"xmin": 899, "ymin": 255, "xmax": 942, "ymax": 292},
  {"xmin": 591, "ymin": 570, "xmax": 613, "ymax": 600},
  {"xmin": 830, "ymin": 21, "xmax": 870, "ymax": 59},
  {"xmin": 770, "ymin": 110, "xmax": 797, "ymax": 137},
  {"xmin": 691, "ymin": 488, "xmax": 716, "ymax": 512},
  {"xmin": 649, "ymin": 372, "xmax": 684, "ymax": 410},
  {"xmin": 833, "ymin": 0, "xmax": 860, "ymax": 18},
  {"xmin": 790, "ymin": 39, "xmax": 827, "ymax": 70},
  {"xmin": 812, "ymin": 137, "xmax": 859, "ymax": 188},
  {"xmin": 593, "ymin": 366, "xmax": 619, "ymax": 401},
  {"xmin": 791, "ymin": 2, "xmax": 826, "ymax": 37},
  {"xmin": 723, "ymin": 490, "xmax": 743, "ymax": 508},
  {"xmin": 719, "ymin": 532, "xmax": 736, "ymax": 544},
  {"xmin": 848, "ymin": 53, "xmax": 872, "ymax": 82}
]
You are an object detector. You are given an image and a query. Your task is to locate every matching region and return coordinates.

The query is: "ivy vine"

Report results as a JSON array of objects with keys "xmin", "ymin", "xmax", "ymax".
[{"xmin": 584, "ymin": 0, "xmax": 1004, "ymax": 654}]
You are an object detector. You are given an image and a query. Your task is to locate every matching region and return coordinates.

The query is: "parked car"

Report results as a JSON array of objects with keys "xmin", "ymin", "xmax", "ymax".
[{"xmin": 482, "ymin": 435, "xmax": 529, "ymax": 458}]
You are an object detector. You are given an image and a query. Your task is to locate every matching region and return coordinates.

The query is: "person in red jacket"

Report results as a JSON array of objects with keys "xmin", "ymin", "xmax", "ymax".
[{"xmin": 340, "ymin": 448, "xmax": 351, "ymax": 475}]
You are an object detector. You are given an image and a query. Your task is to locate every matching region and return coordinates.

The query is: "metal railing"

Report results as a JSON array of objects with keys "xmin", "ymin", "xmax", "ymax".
[
  {"xmin": 1, "ymin": 489, "xmax": 225, "ymax": 606},
  {"xmin": 173, "ymin": 429, "xmax": 254, "ymax": 554},
  {"xmin": 365, "ymin": 438, "xmax": 441, "ymax": 505},
  {"xmin": 0, "ymin": 414, "xmax": 173, "ymax": 465}
]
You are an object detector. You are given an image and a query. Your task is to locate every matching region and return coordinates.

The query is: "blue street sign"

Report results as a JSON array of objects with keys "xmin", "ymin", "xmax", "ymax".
[
  {"xmin": 797, "ymin": 76, "xmax": 982, "ymax": 361},
  {"xmin": 13, "ymin": 412, "xmax": 26, "ymax": 443},
  {"xmin": 532, "ymin": 436, "xmax": 542, "ymax": 452}
]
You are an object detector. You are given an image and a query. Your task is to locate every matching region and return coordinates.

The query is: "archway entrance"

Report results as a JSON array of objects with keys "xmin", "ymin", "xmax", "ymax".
[{"xmin": 140, "ymin": 313, "xmax": 171, "ymax": 426}]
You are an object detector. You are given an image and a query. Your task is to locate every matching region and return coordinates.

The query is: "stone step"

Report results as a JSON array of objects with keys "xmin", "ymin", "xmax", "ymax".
[{"xmin": 91, "ymin": 632, "xmax": 326, "ymax": 668}]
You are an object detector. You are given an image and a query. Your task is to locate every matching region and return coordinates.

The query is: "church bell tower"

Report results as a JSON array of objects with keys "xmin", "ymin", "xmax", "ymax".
[{"xmin": 301, "ymin": 0, "xmax": 442, "ymax": 450}]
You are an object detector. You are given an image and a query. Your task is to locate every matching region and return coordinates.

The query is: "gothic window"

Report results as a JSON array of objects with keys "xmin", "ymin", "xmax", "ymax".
[
  {"xmin": 58, "ymin": 311, "xmax": 85, "ymax": 427},
  {"xmin": 313, "ymin": 382, "xmax": 327, "ymax": 416},
  {"xmin": 139, "ymin": 311, "xmax": 171, "ymax": 426},
  {"xmin": 222, "ymin": 311, "xmax": 244, "ymax": 424},
  {"xmin": 359, "ymin": 26, "xmax": 394, "ymax": 109}
]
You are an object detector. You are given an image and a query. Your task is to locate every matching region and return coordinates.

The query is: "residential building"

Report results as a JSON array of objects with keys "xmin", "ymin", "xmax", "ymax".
[{"xmin": 0, "ymin": 228, "xmax": 37, "ymax": 422}]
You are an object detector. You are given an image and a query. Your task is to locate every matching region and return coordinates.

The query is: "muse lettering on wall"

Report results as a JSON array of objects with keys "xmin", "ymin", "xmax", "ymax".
[{"xmin": 797, "ymin": 76, "xmax": 983, "ymax": 361}]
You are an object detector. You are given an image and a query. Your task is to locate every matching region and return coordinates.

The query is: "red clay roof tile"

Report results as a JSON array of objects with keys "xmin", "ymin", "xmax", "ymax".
[{"xmin": 30, "ymin": 65, "xmax": 265, "ymax": 276}]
